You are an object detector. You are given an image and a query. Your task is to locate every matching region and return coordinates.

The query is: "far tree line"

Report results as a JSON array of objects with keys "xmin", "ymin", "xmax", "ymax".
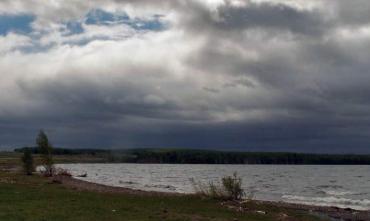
[{"xmin": 19, "ymin": 144, "xmax": 370, "ymax": 167}]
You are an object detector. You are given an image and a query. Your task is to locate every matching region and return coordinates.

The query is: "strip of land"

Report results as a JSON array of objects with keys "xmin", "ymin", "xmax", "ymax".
[
  {"xmin": 1, "ymin": 152, "xmax": 369, "ymax": 221},
  {"xmin": 14, "ymin": 148, "xmax": 370, "ymax": 164},
  {"xmin": 53, "ymin": 175, "xmax": 370, "ymax": 221}
]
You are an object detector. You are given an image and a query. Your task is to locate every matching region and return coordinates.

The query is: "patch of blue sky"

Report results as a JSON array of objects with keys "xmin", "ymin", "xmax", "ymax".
[
  {"xmin": 85, "ymin": 9, "xmax": 166, "ymax": 31},
  {"xmin": 0, "ymin": 14, "xmax": 35, "ymax": 35},
  {"xmin": 64, "ymin": 21, "xmax": 84, "ymax": 35},
  {"xmin": 86, "ymin": 9, "xmax": 129, "ymax": 25},
  {"xmin": 61, "ymin": 21, "xmax": 84, "ymax": 36},
  {"xmin": 129, "ymin": 18, "xmax": 165, "ymax": 31}
]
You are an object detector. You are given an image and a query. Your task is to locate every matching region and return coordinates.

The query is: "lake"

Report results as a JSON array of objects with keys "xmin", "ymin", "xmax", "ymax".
[{"xmin": 56, "ymin": 164, "xmax": 370, "ymax": 210}]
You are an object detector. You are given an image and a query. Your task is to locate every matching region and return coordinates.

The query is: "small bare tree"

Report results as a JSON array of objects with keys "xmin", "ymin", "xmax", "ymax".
[{"xmin": 36, "ymin": 130, "xmax": 54, "ymax": 176}]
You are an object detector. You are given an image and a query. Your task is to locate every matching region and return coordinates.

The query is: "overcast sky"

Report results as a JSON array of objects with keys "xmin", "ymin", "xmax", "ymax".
[{"xmin": 1, "ymin": 0, "xmax": 370, "ymax": 153}]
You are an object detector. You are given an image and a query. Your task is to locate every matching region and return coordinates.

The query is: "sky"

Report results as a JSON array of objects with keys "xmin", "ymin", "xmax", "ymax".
[{"xmin": 0, "ymin": 0, "xmax": 370, "ymax": 153}]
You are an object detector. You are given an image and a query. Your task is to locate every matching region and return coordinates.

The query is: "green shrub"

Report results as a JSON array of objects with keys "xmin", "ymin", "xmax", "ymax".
[
  {"xmin": 191, "ymin": 172, "xmax": 246, "ymax": 201},
  {"xmin": 221, "ymin": 172, "xmax": 245, "ymax": 200}
]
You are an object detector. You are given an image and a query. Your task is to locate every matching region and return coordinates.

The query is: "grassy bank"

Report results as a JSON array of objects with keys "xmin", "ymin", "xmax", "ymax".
[
  {"xmin": 0, "ymin": 173, "xmax": 323, "ymax": 221},
  {"xmin": 0, "ymin": 152, "xmax": 325, "ymax": 221}
]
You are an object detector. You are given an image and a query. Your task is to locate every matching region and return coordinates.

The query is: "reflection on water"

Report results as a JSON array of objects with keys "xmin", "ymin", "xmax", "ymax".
[{"xmin": 57, "ymin": 164, "xmax": 370, "ymax": 210}]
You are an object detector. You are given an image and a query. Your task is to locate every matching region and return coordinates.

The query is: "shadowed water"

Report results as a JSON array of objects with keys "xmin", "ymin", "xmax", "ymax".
[{"xmin": 57, "ymin": 164, "xmax": 370, "ymax": 210}]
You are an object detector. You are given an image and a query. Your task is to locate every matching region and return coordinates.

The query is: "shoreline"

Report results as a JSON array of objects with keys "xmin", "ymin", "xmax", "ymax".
[
  {"xmin": 52, "ymin": 174, "xmax": 181, "ymax": 197},
  {"xmin": 53, "ymin": 175, "xmax": 370, "ymax": 221}
]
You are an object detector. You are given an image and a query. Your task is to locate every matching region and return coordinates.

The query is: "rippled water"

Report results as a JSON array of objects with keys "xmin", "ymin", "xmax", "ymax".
[{"xmin": 57, "ymin": 164, "xmax": 370, "ymax": 210}]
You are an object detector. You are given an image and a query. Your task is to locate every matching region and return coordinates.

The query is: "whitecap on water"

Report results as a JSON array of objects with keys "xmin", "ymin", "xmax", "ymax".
[{"xmin": 282, "ymin": 195, "xmax": 370, "ymax": 211}]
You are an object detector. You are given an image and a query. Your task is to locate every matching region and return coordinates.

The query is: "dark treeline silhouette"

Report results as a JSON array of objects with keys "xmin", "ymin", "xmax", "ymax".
[
  {"xmin": 124, "ymin": 149, "xmax": 370, "ymax": 165},
  {"xmin": 14, "ymin": 147, "xmax": 370, "ymax": 164},
  {"xmin": 14, "ymin": 147, "xmax": 108, "ymax": 156}
]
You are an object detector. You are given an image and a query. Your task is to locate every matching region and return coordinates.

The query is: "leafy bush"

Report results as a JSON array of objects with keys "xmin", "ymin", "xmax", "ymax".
[
  {"xmin": 190, "ymin": 179, "xmax": 223, "ymax": 199},
  {"xmin": 190, "ymin": 172, "xmax": 246, "ymax": 200},
  {"xmin": 221, "ymin": 172, "xmax": 245, "ymax": 200}
]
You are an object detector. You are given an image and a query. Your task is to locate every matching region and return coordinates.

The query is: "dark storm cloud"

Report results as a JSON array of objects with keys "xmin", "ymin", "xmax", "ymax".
[
  {"xmin": 334, "ymin": 0, "xmax": 370, "ymax": 26},
  {"xmin": 1, "ymin": 0, "xmax": 370, "ymax": 153},
  {"xmin": 17, "ymin": 81, "xmax": 175, "ymax": 122},
  {"xmin": 182, "ymin": 1, "xmax": 330, "ymax": 36}
]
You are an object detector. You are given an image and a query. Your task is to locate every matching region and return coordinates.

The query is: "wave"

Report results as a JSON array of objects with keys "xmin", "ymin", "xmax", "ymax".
[
  {"xmin": 324, "ymin": 190, "xmax": 354, "ymax": 196},
  {"xmin": 282, "ymin": 195, "xmax": 370, "ymax": 211}
]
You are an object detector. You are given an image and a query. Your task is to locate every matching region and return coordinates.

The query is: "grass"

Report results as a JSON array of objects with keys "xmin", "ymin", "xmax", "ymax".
[{"xmin": 0, "ymin": 152, "xmax": 326, "ymax": 221}]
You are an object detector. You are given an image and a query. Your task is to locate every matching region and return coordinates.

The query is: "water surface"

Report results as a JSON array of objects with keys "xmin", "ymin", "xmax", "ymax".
[{"xmin": 57, "ymin": 164, "xmax": 370, "ymax": 210}]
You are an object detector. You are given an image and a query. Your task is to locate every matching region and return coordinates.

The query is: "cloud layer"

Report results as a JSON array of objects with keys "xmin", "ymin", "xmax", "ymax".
[{"xmin": 1, "ymin": 0, "xmax": 370, "ymax": 153}]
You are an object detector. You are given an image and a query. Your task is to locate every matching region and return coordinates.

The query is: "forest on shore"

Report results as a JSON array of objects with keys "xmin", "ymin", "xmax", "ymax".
[{"xmin": 14, "ymin": 147, "xmax": 370, "ymax": 165}]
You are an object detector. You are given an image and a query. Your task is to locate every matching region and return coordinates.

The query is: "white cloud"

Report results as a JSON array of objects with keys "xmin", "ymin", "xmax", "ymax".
[
  {"xmin": 1, "ymin": 0, "xmax": 370, "ymax": 151},
  {"xmin": 0, "ymin": 33, "xmax": 31, "ymax": 53}
]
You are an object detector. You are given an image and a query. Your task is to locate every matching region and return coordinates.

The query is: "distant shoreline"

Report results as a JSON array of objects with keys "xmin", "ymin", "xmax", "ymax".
[
  {"xmin": 58, "ymin": 161, "xmax": 370, "ymax": 165},
  {"xmin": 15, "ymin": 148, "xmax": 370, "ymax": 165}
]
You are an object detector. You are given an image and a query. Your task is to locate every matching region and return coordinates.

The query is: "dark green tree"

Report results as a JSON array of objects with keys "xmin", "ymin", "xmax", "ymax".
[
  {"xmin": 36, "ymin": 130, "xmax": 54, "ymax": 176},
  {"xmin": 21, "ymin": 148, "xmax": 34, "ymax": 175}
]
